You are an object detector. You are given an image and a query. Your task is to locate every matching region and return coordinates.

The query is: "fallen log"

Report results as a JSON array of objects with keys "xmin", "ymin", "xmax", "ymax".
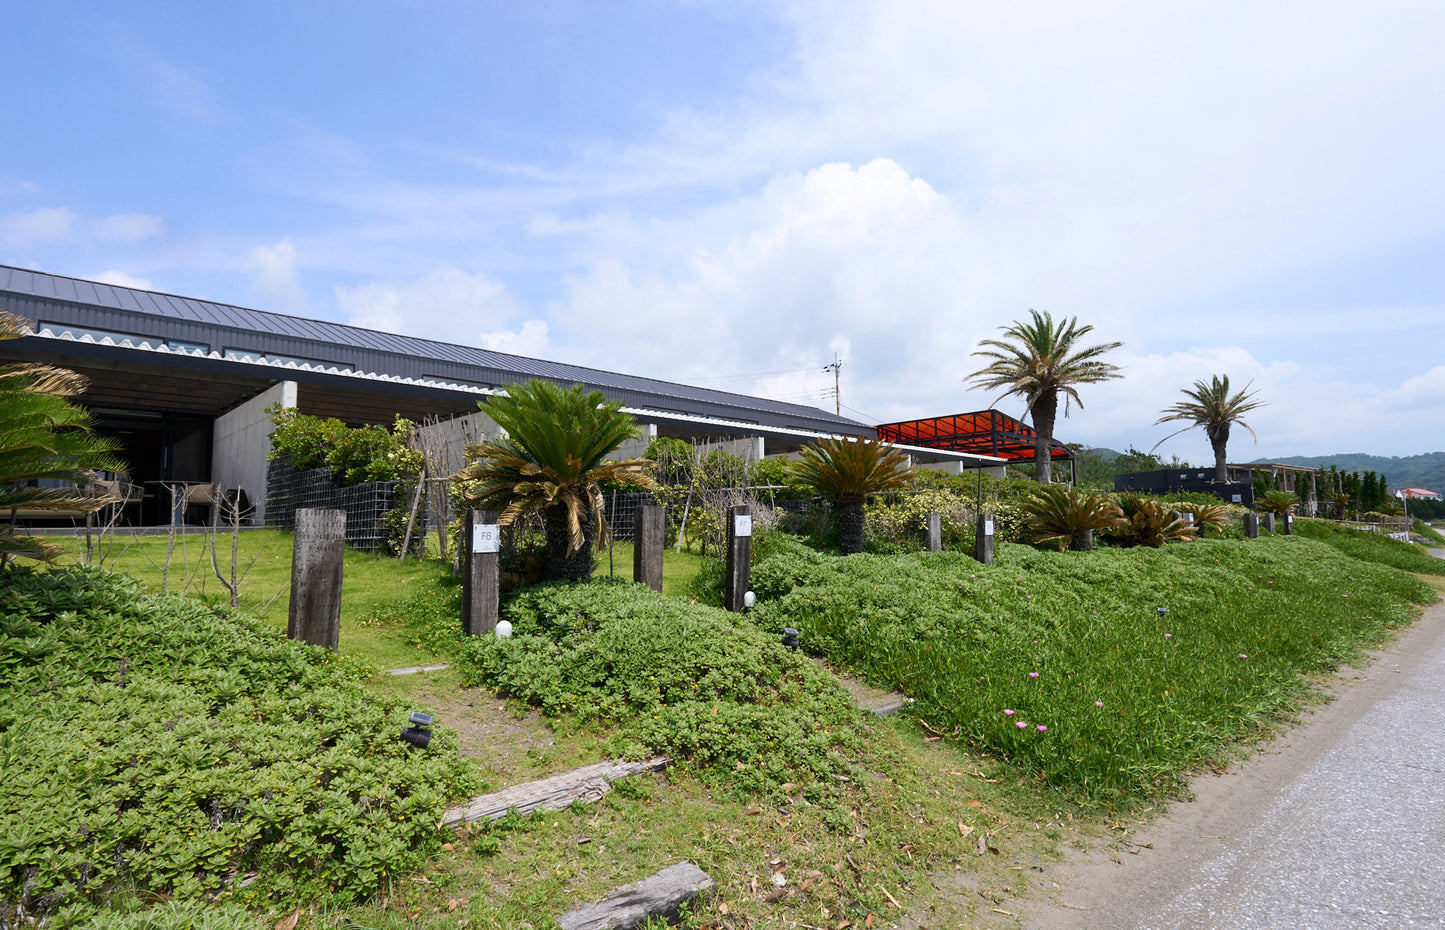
[
  {"xmin": 439, "ymin": 756, "xmax": 668, "ymax": 829},
  {"xmin": 556, "ymin": 861, "xmax": 715, "ymax": 930}
]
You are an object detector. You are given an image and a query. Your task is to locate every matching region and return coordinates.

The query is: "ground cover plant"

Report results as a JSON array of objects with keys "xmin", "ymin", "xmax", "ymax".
[
  {"xmin": 751, "ymin": 536, "xmax": 1435, "ymax": 800},
  {"xmin": 0, "ymin": 566, "xmax": 478, "ymax": 925},
  {"xmin": 1293, "ymin": 518, "xmax": 1445, "ymax": 576},
  {"xmin": 453, "ymin": 579, "xmax": 867, "ymax": 799}
]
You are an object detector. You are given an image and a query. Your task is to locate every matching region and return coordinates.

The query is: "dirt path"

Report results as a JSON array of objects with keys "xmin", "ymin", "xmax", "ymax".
[{"xmin": 1023, "ymin": 595, "xmax": 1445, "ymax": 929}]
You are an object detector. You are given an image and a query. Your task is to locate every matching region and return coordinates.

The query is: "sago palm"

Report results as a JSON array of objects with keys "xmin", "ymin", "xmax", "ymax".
[
  {"xmin": 453, "ymin": 379, "xmax": 656, "ymax": 582},
  {"xmin": 0, "ymin": 312, "xmax": 125, "ymax": 561},
  {"xmin": 1109, "ymin": 494, "xmax": 1197, "ymax": 548},
  {"xmin": 1154, "ymin": 375, "xmax": 1265, "ymax": 484},
  {"xmin": 792, "ymin": 437, "xmax": 910, "ymax": 554},
  {"xmin": 1017, "ymin": 485, "xmax": 1122, "ymax": 552},
  {"xmin": 967, "ymin": 310, "xmax": 1124, "ymax": 484}
]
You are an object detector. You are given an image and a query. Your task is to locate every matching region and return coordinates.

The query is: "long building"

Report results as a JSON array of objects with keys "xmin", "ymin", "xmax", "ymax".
[{"xmin": 0, "ymin": 266, "xmax": 1003, "ymax": 523}]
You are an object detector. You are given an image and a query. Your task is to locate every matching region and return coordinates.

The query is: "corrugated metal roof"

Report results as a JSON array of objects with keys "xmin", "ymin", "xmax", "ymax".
[{"xmin": 0, "ymin": 265, "xmax": 870, "ymax": 434}]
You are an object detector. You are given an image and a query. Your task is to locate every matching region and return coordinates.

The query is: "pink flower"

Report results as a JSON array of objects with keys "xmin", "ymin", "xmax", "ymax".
[
  {"xmin": 1095, "ymin": 701, "xmax": 1104, "ymax": 706},
  {"xmin": 1239, "ymin": 653, "xmax": 1248, "ymax": 659},
  {"xmin": 1026, "ymin": 595, "xmax": 1033, "ymax": 599},
  {"xmin": 1017, "ymin": 721, "xmax": 1028, "ymax": 729},
  {"xmin": 1004, "ymin": 709, "xmax": 1014, "ymax": 716},
  {"xmin": 1037, "ymin": 725, "xmax": 1047, "ymax": 732},
  {"xmin": 1164, "ymin": 633, "xmax": 1172, "ymax": 638},
  {"xmin": 1028, "ymin": 672, "xmax": 1039, "ymax": 678}
]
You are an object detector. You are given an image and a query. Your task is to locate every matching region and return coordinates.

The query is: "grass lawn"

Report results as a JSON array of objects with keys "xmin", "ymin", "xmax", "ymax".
[{"xmin": 47, "ymin": 528, "xmax": 707, "ymax": 670}]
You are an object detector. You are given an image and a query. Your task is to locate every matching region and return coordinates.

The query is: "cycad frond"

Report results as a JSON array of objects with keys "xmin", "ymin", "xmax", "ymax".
[{"xmin": 791, "ymin": 437, "xmax": 910, "ymax": 504}]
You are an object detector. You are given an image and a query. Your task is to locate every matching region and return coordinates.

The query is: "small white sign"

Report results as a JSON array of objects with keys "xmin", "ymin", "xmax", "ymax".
[
  {"xmin": 1232, "ymin": 494, "xmax": 1242, "ymax": 503},
  {"xmin": 734, "ymin": 514, "xmax": 753, "ymax": 537},
  {"xmin": 473, "ymin": 524, "xmax": 500, "ymax": 554},
  {"xmin": 983, "ymin": 519, "xmax": 995, "ymax": 536}
]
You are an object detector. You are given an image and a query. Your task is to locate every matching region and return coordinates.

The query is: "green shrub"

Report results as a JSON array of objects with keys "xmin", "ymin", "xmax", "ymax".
[
  {"xmin": 453, "ymin": 580, "xmax": 866, "ymax": 797},
  {"xmin": 0, "ymin": 567, "xmax": 478, "ymax": 920},
  {"xmin": 267, "ymin": 406, "xmax": 422, "ymax": 486},
  {"xmin": 864, "ymin": 489, "xmax": 976, "ymax": 554}
]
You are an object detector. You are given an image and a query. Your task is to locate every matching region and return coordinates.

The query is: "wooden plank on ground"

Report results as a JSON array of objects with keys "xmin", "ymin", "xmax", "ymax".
[
  {"xmin": 555, "ymin": 861, "xmax": 714, "ymax": 930},
  {"xmin": 439, "ymin": 756, "xmax": 668, "ymax": 829}
]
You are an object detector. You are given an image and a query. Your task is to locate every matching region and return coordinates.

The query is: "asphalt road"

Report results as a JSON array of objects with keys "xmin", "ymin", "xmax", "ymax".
[{"xmin": 1026, "ymin": 591, "xmax": 1445, "ymax": 930}]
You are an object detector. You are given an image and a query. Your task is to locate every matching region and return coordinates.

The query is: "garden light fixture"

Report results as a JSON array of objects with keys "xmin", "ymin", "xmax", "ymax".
[{"xmin": 400, "ymin": 711, "xmax": 434, "ymax": 748}]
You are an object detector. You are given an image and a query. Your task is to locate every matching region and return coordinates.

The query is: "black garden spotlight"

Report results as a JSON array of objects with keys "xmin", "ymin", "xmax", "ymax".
[{"xmin": 400, "ymin": 711, "xmax": 434, "ymax": 748}]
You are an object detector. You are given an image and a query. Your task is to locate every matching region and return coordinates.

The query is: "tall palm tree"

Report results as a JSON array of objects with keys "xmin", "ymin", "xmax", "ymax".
[
  {"xmin": 452, "ymin": 379, "xmax": 656, "ymax": 582},
  {"xmin": 0, "ymin": 312, "xmax": 125, "ymax": 561},
  {"xmin": 791, "ymin": 437, "xmax": 910, "ymax": 554},
  {"xmin": 1153, "ymin": 375, "xmax": 1265, "ymax": 483},
  {"xmin": 967, "ymin": 310, "xmax": 1124, "ymax": 484}
]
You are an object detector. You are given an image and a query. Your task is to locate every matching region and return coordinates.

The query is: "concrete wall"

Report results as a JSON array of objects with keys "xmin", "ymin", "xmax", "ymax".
[
  {"xmin": 412, "ymin": 410, "xmax": 504, "ymax": 477},
  {"xmin": 613, "ymin": 422, "xmax": 657, "ymax": 462},
  {"xmin": 213, "ymin": 380, "xmax": 295, "ymax": 524}
]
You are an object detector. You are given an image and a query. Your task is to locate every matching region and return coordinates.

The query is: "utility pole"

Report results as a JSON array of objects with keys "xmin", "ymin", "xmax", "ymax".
[{"xmin": 823, "ymin": 354, "xmax": 842, "ymax": 415}]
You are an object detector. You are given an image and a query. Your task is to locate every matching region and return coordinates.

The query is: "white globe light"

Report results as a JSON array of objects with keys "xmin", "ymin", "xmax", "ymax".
[{"xmin": 495, "ymin": 620, "xmax": 513, "ymax": 638}]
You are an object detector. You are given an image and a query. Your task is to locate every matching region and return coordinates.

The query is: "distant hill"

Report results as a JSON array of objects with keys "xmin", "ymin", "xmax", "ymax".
[{"xmin": 1248, "ymin": 452, "xmax": 1445, "ymax": 494}]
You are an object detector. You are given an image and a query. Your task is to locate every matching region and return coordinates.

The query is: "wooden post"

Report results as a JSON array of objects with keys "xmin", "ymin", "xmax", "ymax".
[
  {"xmin": 1263, "ymin": 513, "xmax": 1276, "ymax": 533},
  {"xmin": 925, "ymin": 512, "xmax": 943, "ymax": 552},
  {"xmin": 1244, "ymin": 512, "xmax": 1259, "ymax": 538},
  {"xmin": 725, "ymin": 505, "xmax": 751, "ymax": 612},
  {"xmin": 463, "ymin": 509, "xmax": 500, "ymax": 636},
  {"xmin": 634, "ymin": 504, "xmax": 665, "ymax": 592},
  {"xmin": 1282, "ymin": 513, "xmax": 1294, "ymax": 535},
  {"xmin": 288, "ymin": 508, "xmax": 345, "ymax": 650},
  {"xmin": 974, "ymin": 512, "xmax": 995, "ymax": 565}
]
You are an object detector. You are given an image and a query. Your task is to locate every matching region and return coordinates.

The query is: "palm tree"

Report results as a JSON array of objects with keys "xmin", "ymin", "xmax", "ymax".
[
  {"xmin": 0, "ymin": 312, "xmax": 126, "ymax": 561},
  {"xmin": 1153, "ymin": 375, "xmax": 1265, "ymax": 484},
  {"xmin": 791, "ymin": 437, "xmax": 910, "ymax": 554},
  {"xmin": 452, "ymin": 379, "xmax": 656, "ymax": 582},
  {"xmin": 967, "ymin": 310, "xmax": 1124, "ymax": 484}
]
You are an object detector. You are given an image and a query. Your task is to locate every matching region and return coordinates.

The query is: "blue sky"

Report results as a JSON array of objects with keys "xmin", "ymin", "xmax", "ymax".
[{"xmin": 4, "ymin": 1, "xmax": 1444, "ymax": 460}]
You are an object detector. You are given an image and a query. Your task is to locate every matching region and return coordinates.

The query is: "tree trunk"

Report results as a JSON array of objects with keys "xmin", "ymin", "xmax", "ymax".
[
  {"xmin": 1209, "ymin": 422, "xmax": 1231, "ymax": 484},
  {"xmin": 835, "ymin": 499, "xmax": 866, "ymax": 554},
  {"xmin": 544, "ymin": 504, "xmax": 596, "ymax": 581},
  {"xmin": 1030, "ymin": 392, "xmax": 1058, "ymax": 484}
]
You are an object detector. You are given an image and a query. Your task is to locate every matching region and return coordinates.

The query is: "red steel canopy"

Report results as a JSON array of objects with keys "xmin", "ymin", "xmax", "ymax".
[{"xmin": 876, "ymin": 409, "xmax": 1073, "ymax": 463}]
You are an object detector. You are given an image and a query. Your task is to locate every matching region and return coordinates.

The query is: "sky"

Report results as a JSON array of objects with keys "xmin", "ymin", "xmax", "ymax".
[{"xmin": 3, "ymin": 0, "xmax": 1444, "ymax": 461}]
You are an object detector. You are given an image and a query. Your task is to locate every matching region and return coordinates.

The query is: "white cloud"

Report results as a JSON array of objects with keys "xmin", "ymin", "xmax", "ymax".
[
  {"xmin": 92, "ymin": 269, "xmax": 154, "ymax": 291},
  {"xmin": 0, "ymin": 207, "xmax": 165, "ymax": 251},
  {"xmin": 335, "ymin": 266, "xmax": 542, "ymax": 354},
  {"xmin": 245, "ymin": 239, "xmax": 307, "ymax": 315},
  {"xmin": 549, "ymin": 159, "xmax": 987, "ymax": 421}
]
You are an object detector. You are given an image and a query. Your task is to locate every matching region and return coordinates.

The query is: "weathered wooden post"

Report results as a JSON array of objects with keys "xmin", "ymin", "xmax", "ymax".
[
  {"xmin": 289, "ymin": 508, "xmax": 345, "ymax": 650},
  {"xmin": 725, "ymin": 505, "xmax": 751, "ymax": 612},
  {"xmin": 634, "ymin": 504, "xmax": 665, "ymax": 592},
  {"xmin": 1263, "ymin": 513, "xmax": 1276, "ymax": 533},
  {"xmin": 1244, "ymin": 512, "xmax": 1260, "ymax": 538},
  {"xmin": 974, "ymin": 512, "xmax": 995, "ymax": 565},
  {"xmin": 463, "ymin": 509, "xmax": 501, "ymax": 636},
  {"xmin": 1282, "ymin": 513, "xmax": 1294, "ymax": 535},
  {"xmin": 925, "ymin": 512, "xmax": 943, "ymax": 552}
]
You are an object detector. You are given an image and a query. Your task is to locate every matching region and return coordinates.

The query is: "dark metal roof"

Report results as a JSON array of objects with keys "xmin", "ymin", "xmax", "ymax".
[{"xmin": 0, "ymin": 265, "xmax": 870, "ymax": 436}]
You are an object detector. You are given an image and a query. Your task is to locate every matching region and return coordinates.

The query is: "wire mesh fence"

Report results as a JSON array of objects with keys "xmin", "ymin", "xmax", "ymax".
[{"xmin": 265, "ymin": 459, "xmax": 419, "ymax": 553}]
